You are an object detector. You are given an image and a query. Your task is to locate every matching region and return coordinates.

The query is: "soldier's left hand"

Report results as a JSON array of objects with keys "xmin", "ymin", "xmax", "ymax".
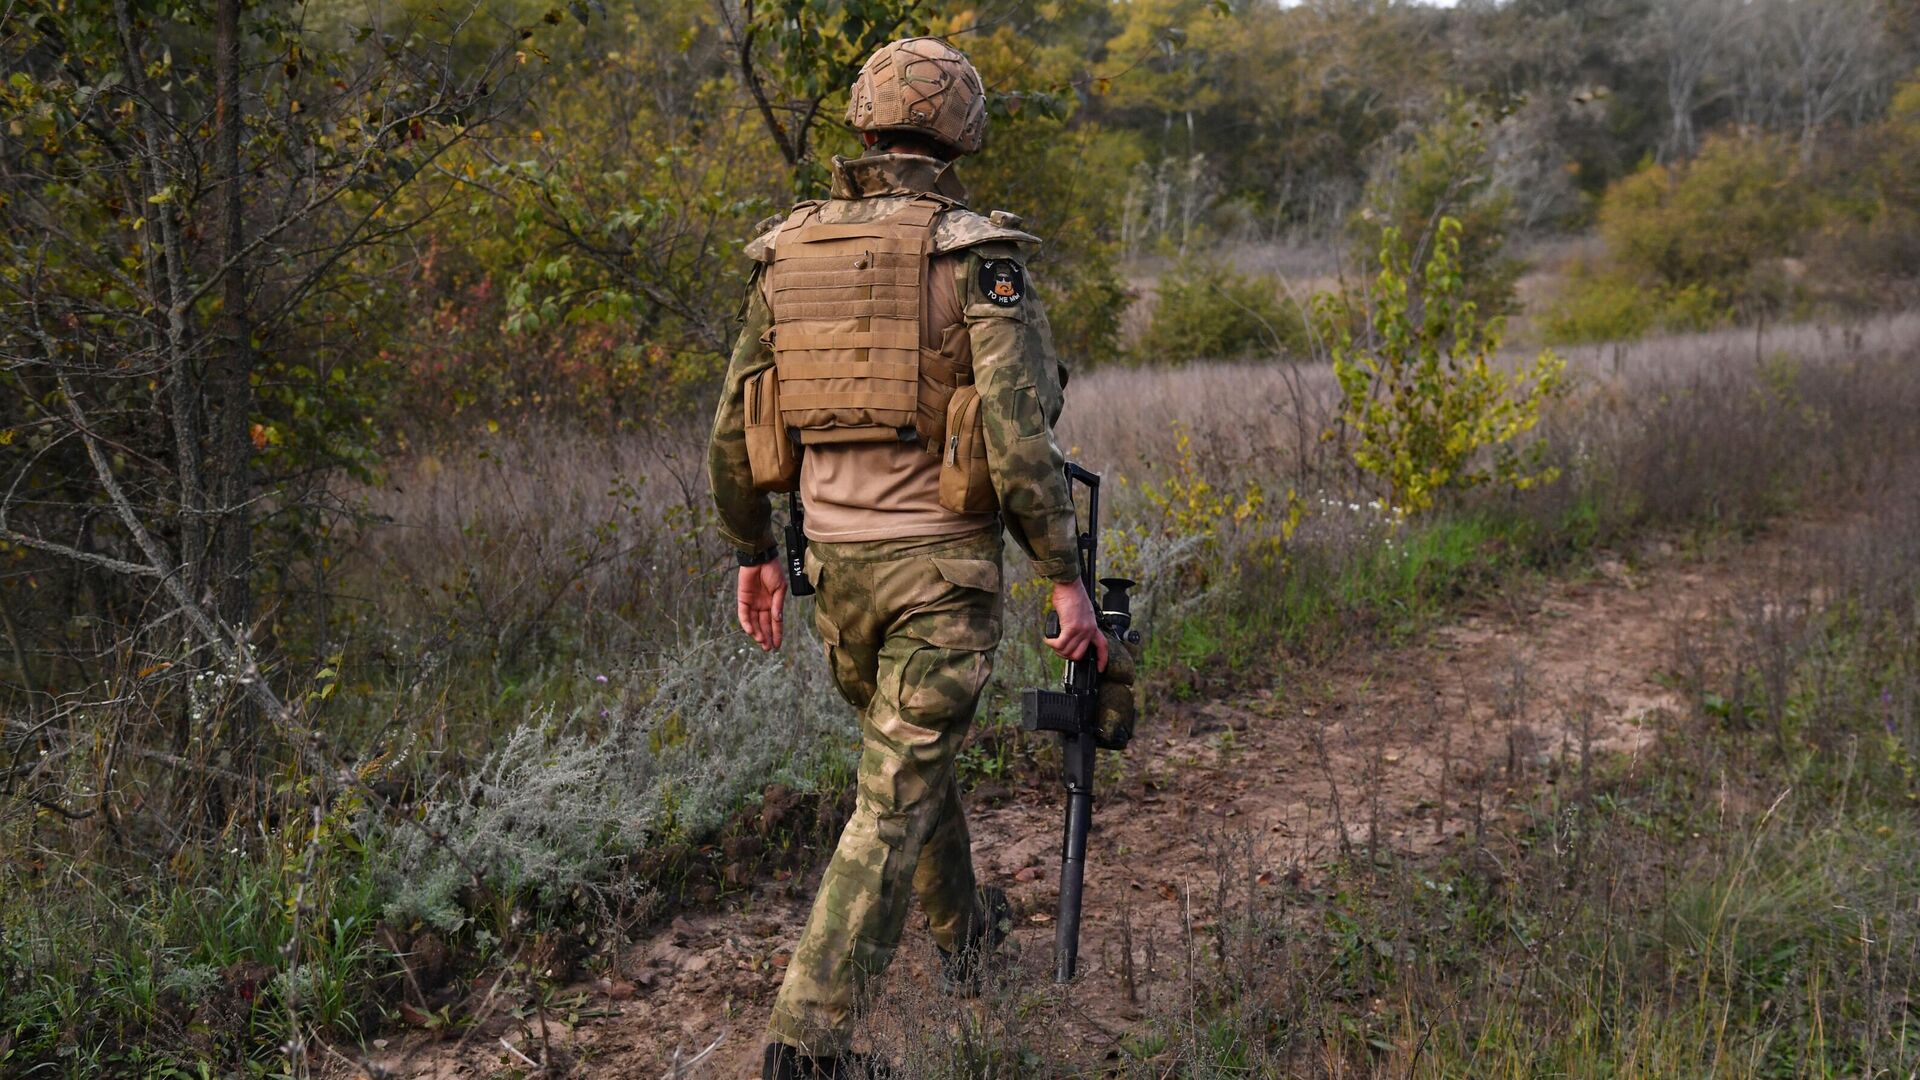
[
  {"xmin": 1046, "ymin": 580, "xmax": 1109, "ymax": 671},
  {"xmin": 737, "ymin": 561, "xmax": 788, "ymax": 650}
]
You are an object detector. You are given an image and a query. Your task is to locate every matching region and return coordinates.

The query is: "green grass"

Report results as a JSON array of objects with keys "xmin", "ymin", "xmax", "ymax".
[{"xmin": 1, "ymin": 828, "xmax": 395, "ymax": 1076}]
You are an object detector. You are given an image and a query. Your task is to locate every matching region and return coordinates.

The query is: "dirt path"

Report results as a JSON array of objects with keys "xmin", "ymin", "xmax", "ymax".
[{"xmin": 367, "ymin": 533, "xmax": 1768, "ymax": 1079}]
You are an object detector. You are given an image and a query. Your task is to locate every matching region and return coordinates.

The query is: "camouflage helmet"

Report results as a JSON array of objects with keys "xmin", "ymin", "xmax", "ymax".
[{"xmin": 845, "ymin": 37, "xmax": 987, "ymax": 156}]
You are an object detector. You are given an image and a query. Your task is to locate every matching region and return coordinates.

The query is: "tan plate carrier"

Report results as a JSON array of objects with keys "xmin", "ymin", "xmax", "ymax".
[{"xmin": 746, "ymin": 194, "xmax": 982, "ymax": 503}]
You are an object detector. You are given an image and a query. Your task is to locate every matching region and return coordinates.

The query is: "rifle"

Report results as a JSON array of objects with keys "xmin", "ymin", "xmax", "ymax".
[{"xmin": 1020, "ymin": 462, "xmax": 1142, "ymax": 982}]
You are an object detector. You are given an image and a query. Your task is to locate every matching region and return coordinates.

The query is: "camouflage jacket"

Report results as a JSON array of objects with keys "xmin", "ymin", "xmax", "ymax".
[{"xmin": 707, "ymin": 152, "xmax": 1082, "ymax": 584}]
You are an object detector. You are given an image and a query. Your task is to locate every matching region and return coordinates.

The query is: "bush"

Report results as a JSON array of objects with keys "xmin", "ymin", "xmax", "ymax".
[
  {"xmin": 1597, "ymin": 135, "xmax": 1816, "ymax": 316},
  {"xmin": 1319, "ymin": 218, "xmax": 1565, "ymax": 515},
  {"xmin": 1542, "ymin": 134, "xmax": 1831, "ymax": 343},
  {"xmin": 1541, "ymin": 265, "xmax": 1727, "ymax": 345},
  {"xmin": 1559, "ymin": 134, "xmax": 1812, "ymax": 328},
  {"xmin": 1135, "ymin": 259, "xmax": 1306, "ymax": 363},
  {"xmin": 1800, "ymin": 75, "xmax": 1920, "ymax": 307},
  {"xmin": 386, "ymin": 629, "xmax": 849, "ymax": 930}
]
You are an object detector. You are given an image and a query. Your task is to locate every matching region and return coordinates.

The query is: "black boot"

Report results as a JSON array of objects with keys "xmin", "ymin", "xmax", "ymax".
[
  {"xmin": 763, "ymin": 1043, "xmax": 894, "ymax": 1080},
  {"xmin": 938, "ymin": 885, "xmax": 1013, "ymax": 996},
  {"xmin": 764, "ymin": 1043, "xmax": 800, "ymax": 1080}
]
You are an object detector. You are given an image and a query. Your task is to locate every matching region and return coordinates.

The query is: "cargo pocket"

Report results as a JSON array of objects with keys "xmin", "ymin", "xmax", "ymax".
[
  {"xmin": 888, "ymin": 555, "xmax": 1002, "ymax": 731},
  {"xmin": 930, "ymin": 556, "xmax": 1000, "ymax": 596},
  {"xmin": 813, "ymin": 605, "xmax": 874, "ymax": 712},
  {"xmin": 891, "ymin": 645, "xmax": 993, "ymax": 739},
  {"xmin": 744, "ymin": 368, "xmax": 799, "ymax": 492},
  {"xmin": 902, "ymin": 557, "xmax": 1004, "ymax": 652},
  {"xmin": 937, "ymin": 385, "xmax": 997, "ymax": 514}
]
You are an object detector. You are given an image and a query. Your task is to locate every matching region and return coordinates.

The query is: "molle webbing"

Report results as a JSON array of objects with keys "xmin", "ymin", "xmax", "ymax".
[{"xmin": 767, "ymin": 198, "xmax": 943, "ymax": 442}]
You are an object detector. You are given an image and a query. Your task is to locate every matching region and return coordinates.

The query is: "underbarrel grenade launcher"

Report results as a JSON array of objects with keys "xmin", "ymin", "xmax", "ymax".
[{"xmin": 1020, "ymin": 462, "xmax": 1144, "ymax": 983}]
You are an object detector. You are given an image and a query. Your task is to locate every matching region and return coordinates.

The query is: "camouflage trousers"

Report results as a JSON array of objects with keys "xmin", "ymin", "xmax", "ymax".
[{"xmin": 767, "ymin": 527, "xmax": 1004, "ymax": 1052}]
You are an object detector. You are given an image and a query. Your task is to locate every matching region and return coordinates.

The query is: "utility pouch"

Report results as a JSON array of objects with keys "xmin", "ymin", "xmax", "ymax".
[
  {"xmin": 915, "ymin": 322, "xmax": 973, "ymax": 451},
  {"xmin": 938, "ymin": 385, "xmax": 997, "ymax": 513},
  {"xmin": 1094, "ymin": 628, "xmax": 1143, "ymax": 751},
  {"xmin": 744, "ymin": 368, "xmax": 800, "ymax": 492}
]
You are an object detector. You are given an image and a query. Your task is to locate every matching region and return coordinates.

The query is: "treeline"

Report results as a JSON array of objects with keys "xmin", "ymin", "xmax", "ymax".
[{"xmin": 387, "ymin": 0, "xmax": 1920, "ymax": 426}]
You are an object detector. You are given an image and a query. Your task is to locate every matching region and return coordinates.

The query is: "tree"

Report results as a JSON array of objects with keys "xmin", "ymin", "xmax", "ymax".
[
  {"xmin": 0, "ymin": 0, "xmax": 533, "ymax": 820},
  {"xmin": 1650, "ymin": 0, "xmax": 1751, "ymax": 160},
  {"xmin": 716, "ymin": 0, "xmax": 929, "ymax": 193},
  {"xmin": 1772, "ymin": 0, "xmax": 1893, "ymax": 157}
]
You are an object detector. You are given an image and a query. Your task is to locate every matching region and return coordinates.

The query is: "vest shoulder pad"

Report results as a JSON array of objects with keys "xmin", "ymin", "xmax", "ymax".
[
  {"xmin": 743, "ymin": 203, "xmax": 818, "ymax": 264},
  {"xmin": 932, "ymin": 208, "xmax": 1041, "ymax": 256}
]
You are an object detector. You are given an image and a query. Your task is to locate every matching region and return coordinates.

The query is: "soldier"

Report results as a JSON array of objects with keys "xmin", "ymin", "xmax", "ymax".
[{"xmin": 707, "ymin": 36, "xmax": 1109, "ymax": 1080}]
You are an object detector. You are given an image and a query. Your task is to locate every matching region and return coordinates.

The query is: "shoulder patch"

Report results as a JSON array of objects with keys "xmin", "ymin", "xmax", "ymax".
[
  {"xmin": 977, "ymin": 258, "xmax": 1025, "ymax": 308},
  {"xmin": 933, "ymin": 208, "xmax": 1042, "ymax": 256}
]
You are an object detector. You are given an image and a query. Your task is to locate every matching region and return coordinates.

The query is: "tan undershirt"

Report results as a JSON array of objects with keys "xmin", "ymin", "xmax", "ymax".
[{"xmin": 778, "ymin": 245, "xmax": 997, "ymax": 544}]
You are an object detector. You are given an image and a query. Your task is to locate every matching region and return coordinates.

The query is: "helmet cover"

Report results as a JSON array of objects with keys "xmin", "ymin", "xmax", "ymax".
[{"xmin": 845, "ymin": 37, "xmax": 987, "ymax": 156}]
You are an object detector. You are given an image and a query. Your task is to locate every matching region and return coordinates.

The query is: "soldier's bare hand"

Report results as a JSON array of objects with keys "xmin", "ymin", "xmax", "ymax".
[
  {"xmin": 1046, "ymin": 581, "xmax": 1108, "ymax": 671},
  {"xmin": 737, "ymin": 562, "xmax": 787, "ymax": 651}
]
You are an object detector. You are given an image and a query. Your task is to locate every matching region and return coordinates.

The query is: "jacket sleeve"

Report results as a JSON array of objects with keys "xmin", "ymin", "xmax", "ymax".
[
  {"xmin": 707, "ymin": 276, "xmax": 778, "ymax": 556},
  {"xmin": 961, "ymin": 244, "xmax": 1081, "ymax": 584}
]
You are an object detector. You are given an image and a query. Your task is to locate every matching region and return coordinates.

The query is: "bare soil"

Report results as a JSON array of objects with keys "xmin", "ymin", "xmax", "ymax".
[{"xmin": 360, "ymin": 531, "xmax": 1770, "ymax": 1079}]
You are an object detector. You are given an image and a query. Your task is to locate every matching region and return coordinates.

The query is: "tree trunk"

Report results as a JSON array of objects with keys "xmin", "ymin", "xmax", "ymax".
[{"xmin": 212, "ymin": 0, "xmax": 258, "ymax": 795}]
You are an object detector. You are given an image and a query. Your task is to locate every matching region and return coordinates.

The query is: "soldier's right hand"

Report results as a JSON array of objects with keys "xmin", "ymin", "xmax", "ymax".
[
  {"xmin": 737, "ymin": 562, "xmax": 787, "ymax": 651},
  {"xmin": 1046, "ymin": 581, "xmax": 1109, "ymax": 671}
]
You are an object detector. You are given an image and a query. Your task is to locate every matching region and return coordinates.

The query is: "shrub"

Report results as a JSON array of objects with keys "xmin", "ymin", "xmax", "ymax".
[
  {"xmin": 1135, "ymin": 259, "xmax": 1306, "ymax": 363},
  {"xmin": 1539, "ymin": 268, "xmax": 1658, "ymax": 344},
  {"xmin": 1800, "ymin": 75, "xmax": 1920, "ymax": 306},
  {"xmin": 1541, "ymin": 265, "xmax": 1727, "ymax": 345},
  {"xmin": 1319, "ymin": 218, "xmax": 1565, "ymax": 515},
  {"xmin": 1595, "ymin": 135, "xmax": 1817, "ymax": 317},
  {"xmin": 385, "ymin": 629, "xmax": 848, "ymax": 931}
]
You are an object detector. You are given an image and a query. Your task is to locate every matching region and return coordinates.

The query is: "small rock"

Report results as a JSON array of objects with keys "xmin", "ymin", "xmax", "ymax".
[{"xmin": 596, "ymin": 977, "xmax": 636, "ymax": 1000}]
